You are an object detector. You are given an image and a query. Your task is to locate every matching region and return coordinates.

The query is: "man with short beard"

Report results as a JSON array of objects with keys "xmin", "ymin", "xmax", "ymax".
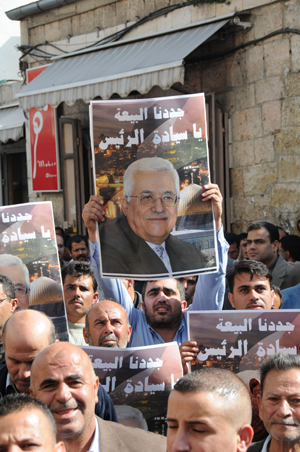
[
  {"xmin": 249, "ymin": 353, "xmax": 300, "ymax": 452},
  {"xmin": 83, "ymin": 300, "xmax": 131, "ymax": 348}
]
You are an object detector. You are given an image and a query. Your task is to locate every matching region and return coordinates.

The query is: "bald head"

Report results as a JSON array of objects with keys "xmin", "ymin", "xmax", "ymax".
[
  {"xmin": 3, "ymin": 310, "xmax": 55, "ymax": 394},
  {"xmin": 30, "ymin": 342, "xmax": 98, "ymax": 445},
  {"xmin": 83, "ymin": 300, "xmax": 131, "ymax": 348}
]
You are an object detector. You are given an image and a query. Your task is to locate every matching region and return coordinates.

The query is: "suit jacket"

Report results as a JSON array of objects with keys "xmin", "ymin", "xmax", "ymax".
[
  {"xmin": 0, "ymin": 365, "xmax": 8, "ymax": 396},
  {"xmin": 271, "ymin": 256, "xmax": 300, "ymax": 290},
  {"xmin": 99, "ymin": 216, "xmax": 206, "ymax": 276},
  {"xmin": 248, "ymin": 437, "xmax": 269, "ymax": 452},
  {"xmin": 97, "ymin": 416, "xmax": 166, "ymax": 452}
]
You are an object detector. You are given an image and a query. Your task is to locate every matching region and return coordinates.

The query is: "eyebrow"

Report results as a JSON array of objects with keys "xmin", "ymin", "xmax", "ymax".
[
  {"xmin": 147, "ymin": 287, "xmax": 177, "ymax": 295},
  {"xmin": 166, "ymin": 418, "xmax": 208, "ymax": 425}
]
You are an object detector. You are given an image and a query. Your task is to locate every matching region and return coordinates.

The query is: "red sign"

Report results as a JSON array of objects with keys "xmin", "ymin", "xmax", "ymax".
[{"xmin": 27, "ymin": 66, "xmax": 60, "ymax": 192}]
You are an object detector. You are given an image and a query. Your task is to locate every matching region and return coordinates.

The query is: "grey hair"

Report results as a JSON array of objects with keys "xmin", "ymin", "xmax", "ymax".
[
  {"xmin": 123, "ymin": 157, "xmax": 180, "ymax": 199},
  {"xmin": 114, "ymin": 405, "xmax": 148, "ymax": 431},
  {"xmin": 0, "ymin": 254, "xmax": 30, "ymax": 287},
  {"xmin": 260, "ymin": 353, "xmax": 300, "ymax": 395}
]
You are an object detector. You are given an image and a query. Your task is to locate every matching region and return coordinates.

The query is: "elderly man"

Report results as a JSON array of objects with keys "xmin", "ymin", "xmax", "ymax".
[
  {"xmin": 30, "ymin": 342, "xmax": 166, "ymax": 452},
  {"xmin": 166, "ymin": 367, "xmax": 253, "ymax": 452},
  {"xmin": 84, "ymin": 157, "xmax": 222, "ymax": 277},
  {"xmin": 249, "ymin": 353, "xmax": 300, "ymax": 452},
  {"xmin": 62, "ymin": 262, "xmax": 99, "ymax": 346},
  {"xmin": 247, "ymin": 221, "xmax": 300, "ymax": 289},
  {"xmin": 0, "ymin": 254, "xmax": 30, "ymax": 309},
  {"xmin": 83, "ymin": 300, "xmax": 131, "ymax": 348},
  {"xmin": 0, "ymin": 310, "xmax": 117, "ymax": 423},
  {"xmin": 0, "ymin": 394, "xmax": 65, "ymax": 452},
  {"xmin": 0, "ymin": 275, "xmax": 18, "ymax": 367}
]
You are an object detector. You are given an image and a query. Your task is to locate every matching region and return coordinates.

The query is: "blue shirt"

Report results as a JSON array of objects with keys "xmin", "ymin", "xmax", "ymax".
[
  {"xmin": 90, "ymin": 227, "xmax": 228, "ymax": 347},
  {"xmin": 281, "ymin": 283, "xmax": 300, "ymax": 309}
]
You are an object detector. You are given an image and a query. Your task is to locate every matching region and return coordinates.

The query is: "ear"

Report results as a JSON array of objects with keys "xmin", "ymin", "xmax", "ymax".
[
  {"xmin": 127, "ymin": 279, "xmax": 134, "ymax": 288},
  {"xmin": 11, "ymin": 298, "xmax": 18, "ymax": 313},
  {"xmin": 181, "ymin": 300, "xmax": 187, "ymax": 312},
  {"xmin": 142, "ymin": 301, "xmax": 145, "ymax": 312},
  {"xmin": 286, "ymin": 250, "xmax": 291, "ymax": 261},
  {"xmin": 121, "ymin": 197, "xmax": 128, "ymax": 216},
  {"xmin": 29, "ymin": 386, "xmax": 34, "ymax": 397},
  {"xmin": 228, "ymin": 293, "xmax": 235, "ymax": 309},
  {"xmin": 83, "ymin": 327, "xmax": 89, "ymax": 344},
  {"xmin": 270, "ymin": 289, "xmax": 274, "ymax": 308},
  {"xmin": 127, "ymin": 325, "xmax": 132, "ymax": 343},
  {"xmin": 93, "ymin": 292, "xmax": 98, "ymax": 303},
  {"xmin": 237, "ymin": 424, "xmax": 254, "ymax": 452},
  {"xmin": 55, "ymin": 442, "xmax": 66, "ymax": 452},
  {"xmin": 257, "ymin": 392, "xmax": 263, "ymax": 420},
  {"xmin": 272, "ymin": 240, "xmax": 279, "ymax": 252},
  {"xmin": 94, "ymin": 376, "xmax": 99, "ymax": 403}
]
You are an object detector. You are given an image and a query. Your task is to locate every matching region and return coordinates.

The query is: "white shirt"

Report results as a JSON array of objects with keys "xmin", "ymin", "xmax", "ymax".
[
  {"xmin": 88, "ymin": 417, "xmax": 100, "ymax": 452},
  {"xmin": 261, "ymin": 435, "xmax": 271, "ymax": 452}
]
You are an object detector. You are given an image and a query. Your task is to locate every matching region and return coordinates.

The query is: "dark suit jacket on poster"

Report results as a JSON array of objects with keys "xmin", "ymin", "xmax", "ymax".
[
  {"xmin": 99, "ymin": 216, "xmax": 206, "ymax": 276},
  {"xmin": 0, "ymin": 365, "xmax": 118, "ymax": 423},
  {"xmin": 271, "ymin": 256, "xmax": 300, "ymax": 290},
  {"xmin": 97, "ymin": 416, "xmax": 166, "ymax": 452}
]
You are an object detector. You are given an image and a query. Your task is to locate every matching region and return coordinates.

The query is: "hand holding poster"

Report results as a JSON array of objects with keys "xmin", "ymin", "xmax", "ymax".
[
  {"xmin": 0, "ymin": 202, "xmax": 68, "ymax": 340},
  {"xmin": 81, "ymin": 342, "xmax": 183, "ymax": 435},
  {"xmin": 89, "ymin": 94, "xmax": 218, "ymax": 279}
]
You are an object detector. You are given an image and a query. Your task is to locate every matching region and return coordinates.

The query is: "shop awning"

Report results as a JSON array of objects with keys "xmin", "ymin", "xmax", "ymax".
[
  {"xmin": 17, "ymin": 14, "xmax": 234, "ymax": 111},
  {"xmin": 0, "ymin": 105, "xmax": 25, "ymax": 143}
]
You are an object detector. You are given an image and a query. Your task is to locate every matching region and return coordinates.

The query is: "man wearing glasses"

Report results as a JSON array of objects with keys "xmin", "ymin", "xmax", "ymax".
[
  {"xmin": 0, "ymin": 255, "xmax": 30, "ymax": 309},
  {"xmin": 87, "ymin": 157, "xmax": 219, "ymax": 277}
]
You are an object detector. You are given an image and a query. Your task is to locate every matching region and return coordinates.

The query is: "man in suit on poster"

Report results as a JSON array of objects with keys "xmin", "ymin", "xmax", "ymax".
[
  {"xmin": 30, "ymin": 342, "xmax": 166, "ymax": 452},
  {"xmin": 83, "ymin": 157, "xmax": 223, "ymax": 277}
]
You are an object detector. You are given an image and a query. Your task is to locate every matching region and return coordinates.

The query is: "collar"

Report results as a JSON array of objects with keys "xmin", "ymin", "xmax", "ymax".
[
  {"xmin": 146, "ymin": 241, "xmax": 166, "ymax": 250},
  {"xmin": 88, "ymin": 418, "xmax": 100, "ymax": 452},
  {"xmin": 261, "ymin": 435, "xmax": 271, "ymax": 452},
  {"xmin": 6, "ymin": 372, "xmax": 17, "ymax": 394}
]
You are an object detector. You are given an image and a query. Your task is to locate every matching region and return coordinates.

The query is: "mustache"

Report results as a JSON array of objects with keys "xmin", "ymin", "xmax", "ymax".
[
  {"xmin": 98, "ymin": 333, "xmax": 118, "ymax": 347},
  {"xmin": 50, "ymin": 399, "xmax": 82, "ymax": 412},
  {"xmin": 14, "ymin": 376, "xmax": 30, "ymax": 384},
  {"xmin": 68, "ymin": 297, "xmax": 84, "ymax": 304},
  {"xmin": 144, "ymin": 213, "xmax": 169, "ymax": 220},
  {"xmin": 154, "ymin": 302, "xmax": 171, "ymax": 311},
  {"xmin": 270, "ymin": 419, "xmax": 300, "ymax": 426}
]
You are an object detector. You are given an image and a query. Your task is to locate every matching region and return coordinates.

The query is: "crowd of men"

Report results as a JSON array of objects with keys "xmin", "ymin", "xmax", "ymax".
[{"xmin": 0, "ymin": 161, "xmax": 300, "ymax": 452}]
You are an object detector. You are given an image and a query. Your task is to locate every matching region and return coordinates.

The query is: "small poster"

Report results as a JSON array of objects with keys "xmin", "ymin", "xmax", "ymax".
[
  {"xmin": 82, "ymin": 342, "xmax": 183, "ymax": 435},
  {"xmin": 188, "ymin": 310, "xmax": 300, "ymax": 376},
  {"xmin": 0, "ymin": 202, "xmax": 68, "ymax": 340},
  {"xmin": 90, "ymin": 93, "xmax": 217, "ymax": 279}
]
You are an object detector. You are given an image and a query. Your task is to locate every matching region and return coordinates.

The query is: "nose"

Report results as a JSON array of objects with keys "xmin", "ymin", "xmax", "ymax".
[
  {"xmin": 249, "ymin": 241, "xmax": 256, "ymax": 250},
  {"xmin": 152, "ymin": 197, "xmax": 164, "ymax": 213},
  {"xmin": 18, "ymin": 362, "xmax": 31, "ymax": 380},
  {"xmin": 276, "ymin": 399, "xmax": 293, "ymax": 417},
  {"xmin": 169, "ymin": 428, "xmax": 191, "ymax": 452},
  {"xmin": 104, "ymin": 321, "xmax": 114, "ymax": 335},
  {"xmin": 249, "ymin": 288, "xmax": 259, "ymax": 301},
  {"xmin": 56, "ymin": 383, "xmax": 72, "ymax": 403}
]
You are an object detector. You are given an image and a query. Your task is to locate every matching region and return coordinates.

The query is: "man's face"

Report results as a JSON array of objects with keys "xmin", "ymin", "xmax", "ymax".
[
  {"xmin": 178, "ymin": 277, "xmax": 197, "ymax": 304},
  {"xmin": 167, "ymin": 391, "xmax": 243, "ymax": 452},
  {"xmin": 70, "ymin": 241, "xmax": 89, "ymax": 261},
  {"xmin": 5, "ymin": 331, "xmax": 51, "ymax": 394},
  {"xmin": 0, "ymin": 283, "xmax": 17, "ymax": 340},
  {"xmin": 0, "ymin": 409, "xmax": 64, "ymax": 452},
  {"xmin": 30, "ymin": 349, "xmax": 98, "ymax": 439},
  {"xmin": 83, "ymin": 302, "xmax": 131, "ymax": 348},
  {"xmin": 143, "ymin": 279, "xmax": 186, "ymax": 330},
  {"xmin": 258, "ymin": 368, "xmax": 300, "ymax": 443},
  {"xmin": 56, "ymin": 235, "xmax": 65, "ymax": 260},
  {"xmin": 228, "ymin": 273, "xmax": 274, "ymax": 310},
  {"xmin": 63, "ymin": 274, "xmax": 98, "ymax": 324},
  {"xmin": 247, "ymin": 228, "xmax": 278, "ymax": 266},
  {"xmin": 122, "ymin": 171, "xmax": 179, "ymax": 245},
  {"xmin": 0, "ymin": 266, "xmax": 29, "ymax": 309},
  {"xmin": 228, "ymin": 243, "xmax": 239, "ymax": 260},
  {"xmin": 240, "ymin": 239, "xmax": 248, "ymax": 259}
]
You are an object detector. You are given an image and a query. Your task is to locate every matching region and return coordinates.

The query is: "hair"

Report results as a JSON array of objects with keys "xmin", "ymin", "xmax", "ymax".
[
  {"xmin": 279, "ymin": 235, "xmax": 300, "ymax": 262},
  {"xmin": 226, "ymin": 260, "xmax": 272, "ymax": 293},
  {"xmin": 224, "ymin": 232, "xmax": 240, "ymax": 247},
  {"xmin": 0, "ymin": 254, "xmax": 30, "ymax": 287},
  {"xmin": 0, "ymin": 274, "xmax": 16, "ymax": 300},
  {"xmin": 277, "ymin": 226, "xmax": 289, "ymax": 236},
  {"xmin": 85, "ymin": 299, "xmax": 129, "ymax": 332},
  {"xmin": 271, "ymin": 284, "xmax": 283, "ymax": 307},
  {"xmin": 297, "ymin": 219, "xmax": 300, "ymax": 233},
  {"xmin": 0, "ymin": 393, "xmax": 57, "ymax": 438},
  {"xmin": 114, "ymin": 405, "xmax": 148, "ymax": 431},
  {"xmin": 67, "ymin": 235, "xmax": 89, "ymax": 252},
  {"xmin": 141, "ymin": 279, "xmax": 185, "ymax": 302},
  {"xmin": 123, "ymin": 157, "xmax": 180, "ymax": 199},
  {"xmin": 238, "ymin": 232, "xmax": 248, "ymax": 241},
  {"xmin": 55, "ymin": 226, "xmax": 65, "ymax": 238},
  {"xmin": 247, "ymin": 221, "xmax": 279, "ymax": 243},
  {"xmin": 260, "ymin": 354, "xmax": 300, "ymax": 395},
  {"xmin": 2, "ymin": 310, "xmax": 56, "ymax": 347},
  {"xmin": 62, "ymin": 261, "xmax": 97, "ymax": 292},
  {"xmin": 174, "ymin": 368, "xmax": 251, "ymax": 423}
]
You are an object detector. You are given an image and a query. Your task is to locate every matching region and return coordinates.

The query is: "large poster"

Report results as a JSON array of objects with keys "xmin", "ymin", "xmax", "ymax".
[
  {"xmin": 90, "ymin": 94, "xmax": 217, "ymax": 279},
  {"xmin": 82, "ymin": 342, "xmax": 183, "ymax": 435},
  {"xmin": 0, "ymin": 202, "xmax": 68, "ymax": 340},
  {"xmin": 188, "ymin": 310, "xmax": 300, "ymax": 375}
]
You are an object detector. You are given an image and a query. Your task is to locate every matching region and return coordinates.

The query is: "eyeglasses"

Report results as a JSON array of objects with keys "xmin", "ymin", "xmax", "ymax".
[
  {"xmin": 14, "ymin": 284, "xmax": 29, "ymax": 297},
  {"xmin": 128, "ymin": 193, "xmax": 178, "ymax": 207}
]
